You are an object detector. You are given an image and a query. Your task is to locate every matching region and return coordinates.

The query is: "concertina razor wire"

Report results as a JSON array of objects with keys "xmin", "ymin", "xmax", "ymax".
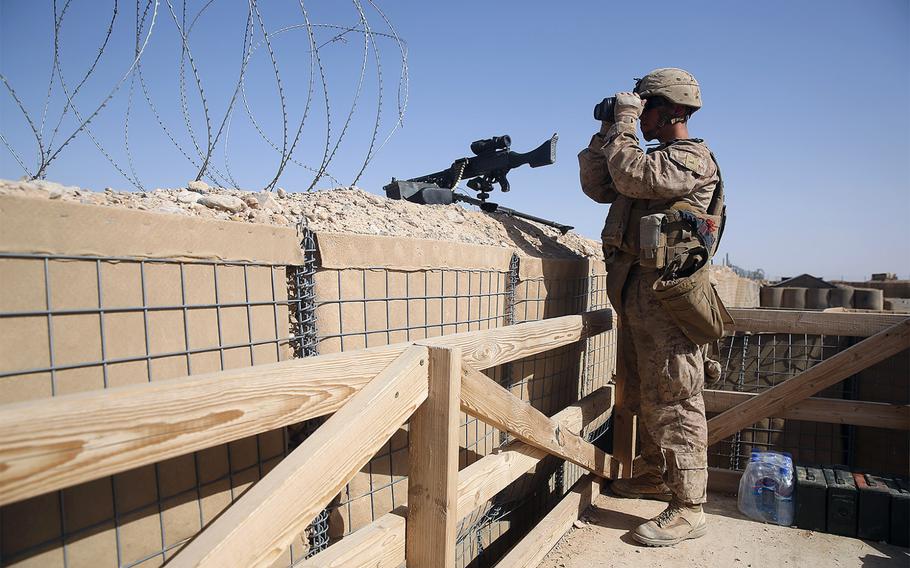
[{"xmin": 0, "ymin": 1, "xmax": 409, "ymax": 193}]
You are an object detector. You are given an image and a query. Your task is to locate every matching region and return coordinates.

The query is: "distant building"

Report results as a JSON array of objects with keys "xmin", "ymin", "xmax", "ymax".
[
  {"xmin": 772, "ymin": 274, "xmax": 835, "ymax": 289},
  {"xmin": 871, "ymin": 273, "xmax": 897, "ymax": 281}
]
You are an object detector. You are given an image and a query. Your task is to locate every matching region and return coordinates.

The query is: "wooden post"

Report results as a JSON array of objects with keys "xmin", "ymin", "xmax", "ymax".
[
  {"xmin": 407, "ymin": 346, "xmax": 461, "ymax": 568},
  {"xmin": 611, "ymin": 316, "xmax": 636, "ymax": 479},
  {"xmin": 611, "ymin": 407, "xmax": 637, "ymax": 479},
  {"xmin": 301, "ymin": 386, "xmax": 615, "ymax": 568}
]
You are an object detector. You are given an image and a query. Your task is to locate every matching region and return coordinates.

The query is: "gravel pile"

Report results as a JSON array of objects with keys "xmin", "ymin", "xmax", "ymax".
[{"xmin": 0, "ymin": 178, "xmax": 602, "ymax": 260}]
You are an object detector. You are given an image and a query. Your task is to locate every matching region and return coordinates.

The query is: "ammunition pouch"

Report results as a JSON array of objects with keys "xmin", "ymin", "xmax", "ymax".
[
  {"xmin": 639, "ymin": 213, "xmax": 668, "ymax": 269},
  {"xmin": 652, "ymin": 261, "xmax": 733, "ymax": 345},
  {"xmin": 635, "ymin": 205, "xmax": 723, "ymax": 267}
]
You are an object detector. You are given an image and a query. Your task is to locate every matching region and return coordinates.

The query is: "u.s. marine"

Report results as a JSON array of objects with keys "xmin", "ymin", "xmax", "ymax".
[{"xmin": 579, "ymin": 67, "xmax": 730, "ymax": 546}]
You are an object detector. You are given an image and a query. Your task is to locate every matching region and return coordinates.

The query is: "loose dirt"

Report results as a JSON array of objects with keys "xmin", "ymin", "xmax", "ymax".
[
  {"xmin": 0, "ymin": 178, "xmax": 602, "ymax": 260},
  {"xmin": 537, "ymin": 491, "xmax": 906, "ymax": 568},
  {"xmin": 0, "ymin": 178, "xmax": 759, "ymax": 306}
]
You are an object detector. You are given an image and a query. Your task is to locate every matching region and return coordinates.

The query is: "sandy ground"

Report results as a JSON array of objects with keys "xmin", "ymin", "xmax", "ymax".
[{"xmin": 537, "ymin": 491, "xmax": 909, "ymax": 568}]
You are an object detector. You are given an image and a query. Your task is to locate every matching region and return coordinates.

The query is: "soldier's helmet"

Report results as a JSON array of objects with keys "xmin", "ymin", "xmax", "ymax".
[{"xmin": 634, "ymin": 68, "xmax": 702, "ymax": 110}]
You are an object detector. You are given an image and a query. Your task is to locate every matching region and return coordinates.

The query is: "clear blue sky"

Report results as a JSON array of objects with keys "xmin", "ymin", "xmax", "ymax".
[{"xmin": 2, "ymin": 1, "xmax": 908, "ymax": 281}]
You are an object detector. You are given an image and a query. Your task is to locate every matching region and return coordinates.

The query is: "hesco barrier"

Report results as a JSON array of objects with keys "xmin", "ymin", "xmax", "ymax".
[
  {"xmin": 709, "ymin": 332, "xmax": 909, "ymax": 477},
  {"xmin": 1, "ymin": 195, "xmax": 904, "ymax": 567},
  {"xmin": 0, "ymin": 195, "xmax": 616, "ymax": 567}
]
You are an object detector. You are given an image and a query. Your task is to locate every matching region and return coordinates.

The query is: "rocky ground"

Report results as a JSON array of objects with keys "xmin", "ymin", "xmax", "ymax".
[{"xmin": 0, "ymin": 178, "xmax": 602, "ymax": 260}]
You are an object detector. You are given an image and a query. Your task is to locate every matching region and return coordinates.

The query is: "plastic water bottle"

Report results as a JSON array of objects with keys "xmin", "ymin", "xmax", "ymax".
[{"xmin": 737, "ymin": 451, "xmax": 795, "ymax": 526}]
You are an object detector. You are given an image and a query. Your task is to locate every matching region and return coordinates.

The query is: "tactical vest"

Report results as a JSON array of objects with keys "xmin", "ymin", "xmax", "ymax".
[
  {"xmin": 601, "ymin": 140, "xmax": 726, "ymax": 269},
  {"xmin": 600, "ymin": 140, "xmax": 733, "ymax": 344}
]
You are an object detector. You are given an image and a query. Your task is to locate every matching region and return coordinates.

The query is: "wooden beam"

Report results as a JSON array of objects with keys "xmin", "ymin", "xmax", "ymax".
[
  {"xmin": 495, "ymin": 474, "xmax": 601, "ymax": 568},
  {"xmin": 460, "ymin": 364, "xmax": 620, "ymax": 479},
  {"xmin": 612, "ymin": 329, "xmax": 636, "ymax": 479},
  {"xmin": 727, "ymin": 308, "xmax": 907, "ymax": 337},
  {"xmin": 704, "ymin": 390, "xmax": 910, "ymax": 430},
  {"xmin": 407, "ymin": 346, "xmax": 461, "ymax": 568},
  {"xmin": 0, "ymin": 353, "xmax": 380, "ymax": 507},
  {"xmin": 169, "ymin": 346, "xmax": 429, "ymax": 568},
  {"xmin": 301, "ymin": 386, "xmax": 615, "ymax": 568},
  {"xmin": 708, "ymin": 318, "xmax": 910, "ymax": 445},
  {"xmin": 298, "ymin": 507, "xmax": 407, "ymax": 568},
  {"xmin": 456, "ymin": 386, "xmax": 614, "ymax": 516},
  {"xmin": 611, "ymin": 408, "xmax": 636, "ymax": 479},
  {"xmin": 0, "ymin": 308, "xmax": 612, "ymax": 506}
]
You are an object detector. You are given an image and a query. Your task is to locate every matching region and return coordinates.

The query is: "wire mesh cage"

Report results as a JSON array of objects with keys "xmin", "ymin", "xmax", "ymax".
[
  {"xmin": 0, "ymin": 238, "xmax": 619, "ymax": 568},
  {"xmin": 711, "ymin": 332, "xmax": 857, "ymax": 471},
  {"xmin": 0, "ymin": 251, "xmax": 301, "ymax": 566}
]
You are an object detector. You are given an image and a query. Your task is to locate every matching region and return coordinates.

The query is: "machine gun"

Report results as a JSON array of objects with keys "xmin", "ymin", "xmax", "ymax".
[{"xmin": 383, "ymin": 134, "xmax": 573, "ymax": 234}]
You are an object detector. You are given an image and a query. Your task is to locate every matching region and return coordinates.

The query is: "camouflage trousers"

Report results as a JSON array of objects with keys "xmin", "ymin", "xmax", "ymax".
[{"xmin": 615, "ymin": 265, "xmax": 709, "ymax": 505}]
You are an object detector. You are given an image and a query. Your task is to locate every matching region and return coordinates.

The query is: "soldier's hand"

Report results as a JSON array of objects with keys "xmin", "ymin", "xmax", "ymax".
[{"xmin": 613, "ymin": 91, "xmax": 644, "ymax": 123}]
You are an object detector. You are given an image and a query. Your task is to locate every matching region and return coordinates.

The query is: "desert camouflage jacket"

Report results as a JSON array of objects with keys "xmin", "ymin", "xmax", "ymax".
[{"xmin": 578, "ymin": 124, "xmax": 721, "ymax": 253}]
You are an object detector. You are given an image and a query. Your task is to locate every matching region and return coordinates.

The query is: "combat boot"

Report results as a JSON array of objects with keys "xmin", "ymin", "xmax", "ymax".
[
  {"xmin": 632, "ymin": 500, "xmax": 707, "ymax": 547},
  {"xmin": 609, "ymin": 472, "xmax": 673, "ymax": 502}
]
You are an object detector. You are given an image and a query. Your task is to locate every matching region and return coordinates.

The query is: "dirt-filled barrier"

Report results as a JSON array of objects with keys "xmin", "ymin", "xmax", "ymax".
[
  {"xmin": 0, "ymin": 186, "xmax": 617, "ymax": 567},
  {"xmin": 0, "ymin": 179, "xmax": 768, "ymax": 567}
]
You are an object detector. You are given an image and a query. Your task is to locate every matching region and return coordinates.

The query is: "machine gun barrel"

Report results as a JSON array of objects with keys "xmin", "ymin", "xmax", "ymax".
[{"xmin": 453, "ymin": 193, "xmax": 573, "ymax": 234}]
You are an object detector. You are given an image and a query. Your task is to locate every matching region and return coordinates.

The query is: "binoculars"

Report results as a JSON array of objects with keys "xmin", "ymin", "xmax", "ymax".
[{"xmin": 592, "ymin": 97, "xmax": 616, "ymax": 122}]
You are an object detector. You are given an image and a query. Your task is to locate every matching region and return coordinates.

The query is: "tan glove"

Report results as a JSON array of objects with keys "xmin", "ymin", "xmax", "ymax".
[
  {"xmin": 613, "ymin": 91, "xmax": 644, "ymax": 125},
  {"xmin": 704, "ymin": 357, "xmax": 723, "ymax": 386}
]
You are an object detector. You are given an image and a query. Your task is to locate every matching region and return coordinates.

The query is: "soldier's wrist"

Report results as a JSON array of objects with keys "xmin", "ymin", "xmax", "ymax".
[
  {"xmin": 613, "ymin": 110, "xmax": 639, "ymax": 125},
  {"xmin": 605, "ymin": 120, "xmax": 637, "ymax": 141},
  {"xmin": 589, "ymin": 132, "xmax": 608, "ymax": 150}
]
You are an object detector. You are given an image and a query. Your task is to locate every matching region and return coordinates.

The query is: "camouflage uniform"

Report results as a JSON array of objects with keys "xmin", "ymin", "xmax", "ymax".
[{"xmin": 578, "ymin": 122, "xmax": 720, "ymax": 505}]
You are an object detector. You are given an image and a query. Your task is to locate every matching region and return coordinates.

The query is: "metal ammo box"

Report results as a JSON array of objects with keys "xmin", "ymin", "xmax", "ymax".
[
  {"xmin": 890, "ymin": 477, "xmax": 909, "ymax": 547},
  {"xmin": 824, "ymin": 467, "xmax": 857, "ymax": 537},
  {"xmin": 853, "ymin": 473, "xmax": 891, "ymax": 542},
  {"xmin": 795, "ymin": 466, "xmax": 827, "ymax": 532}
]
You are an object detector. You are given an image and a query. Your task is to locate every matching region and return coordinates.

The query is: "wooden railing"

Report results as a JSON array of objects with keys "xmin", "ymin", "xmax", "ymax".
[
  {"xmin": 0, "ymin": 308, "xmax": 616, "ymax": 567},
  {"xmin": 0, "ymin": 307, "xmax": 907, "ymax": 568},
  {"xmin": 501, "ymin": 309, "xmax": 910, "ymax": 568}
]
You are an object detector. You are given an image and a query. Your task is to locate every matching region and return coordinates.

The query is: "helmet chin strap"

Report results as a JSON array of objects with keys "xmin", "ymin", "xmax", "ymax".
[
  {"xmin": 644, "ymin": 111, "xmax": 672, "ymax": 142},
  {"xmin": 644, "ymin": 109, "xmax": 687, "ymax": 143},
  {"xmin": 655, "ymin": 108, "xmax": 687, "ymax": 130}
]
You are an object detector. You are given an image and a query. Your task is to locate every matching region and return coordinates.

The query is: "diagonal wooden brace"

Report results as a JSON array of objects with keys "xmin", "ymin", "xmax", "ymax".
[
  {"xmin": 708, "ymin": 317, "xmax": 910, "ymax": 446},
  {"xmin": 459, "ymin": 363, "xmax": 620, "ymax": 479},
  {"xmin": 298, "ymin": 386, "xmax": 615, "ymax": 568},
  {"xmin": 169, "ymin": 345, "xmax": 430, "ymax": 568}
]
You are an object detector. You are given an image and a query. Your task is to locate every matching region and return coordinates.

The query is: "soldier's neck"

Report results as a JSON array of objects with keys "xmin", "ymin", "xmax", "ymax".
[{"xmin": 657, "ymin": 123, "xmax": 689, "ymax": 144}]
